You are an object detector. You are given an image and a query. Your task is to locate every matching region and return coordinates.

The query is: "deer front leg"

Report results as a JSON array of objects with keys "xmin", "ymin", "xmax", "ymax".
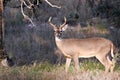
[
  {"xmin": 65, "ymin": 58, "xmax": 71, "ymax": 72},
  {"xmin": 73, "ymin": 55, "xmax": 79, "ymax": 71}
]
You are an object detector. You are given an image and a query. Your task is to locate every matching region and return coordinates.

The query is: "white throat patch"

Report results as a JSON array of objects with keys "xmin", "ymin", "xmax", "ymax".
[{"xmin": 55, "ymin": 37, "xmax": 62, "ymax": 41}]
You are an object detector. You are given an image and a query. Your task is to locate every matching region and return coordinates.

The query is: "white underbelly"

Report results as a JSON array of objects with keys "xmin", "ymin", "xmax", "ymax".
[{"xmin": 79, "ymin": 54, "xmax": 95, "ymax": 58}]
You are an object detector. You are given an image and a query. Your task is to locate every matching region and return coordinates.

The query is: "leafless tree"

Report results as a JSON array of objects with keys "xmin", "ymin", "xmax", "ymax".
[{"xmin": 20, "ymin": 0, "xmax": 61, "ymax": 26}]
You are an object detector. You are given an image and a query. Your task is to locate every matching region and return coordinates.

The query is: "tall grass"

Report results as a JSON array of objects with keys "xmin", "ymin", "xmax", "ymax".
[{"xmin": 0, "ymin": 61, "xmax": 119, "ymax": 80}]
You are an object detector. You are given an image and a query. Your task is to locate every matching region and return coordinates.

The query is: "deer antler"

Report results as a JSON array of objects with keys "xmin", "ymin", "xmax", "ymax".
[
  {"xmin": 48, "ymin": 17, "xmax": 57, "ymax": 29},
  {"xmin": 60, "ymin": 17, "xmax": 67, "ymax": 29}
]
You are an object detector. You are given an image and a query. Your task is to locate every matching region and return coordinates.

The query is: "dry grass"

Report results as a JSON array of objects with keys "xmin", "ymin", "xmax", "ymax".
[
  {"xmin": 0, "ymin": 61, "xmax": 120, "ymax": 80},
  {"xmin": 42, "ymin": 70, "xmax": 120, "ymax": 80}
]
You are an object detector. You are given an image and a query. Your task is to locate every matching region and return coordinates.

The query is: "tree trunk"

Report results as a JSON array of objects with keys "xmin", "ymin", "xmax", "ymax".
[{"xmin": 0, "ymin": 0, "xmax": 5, "ymax": 60}]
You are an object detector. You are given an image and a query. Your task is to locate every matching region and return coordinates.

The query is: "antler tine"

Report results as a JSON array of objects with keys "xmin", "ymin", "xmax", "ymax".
[
  {"xmin": 60, "ymin": 17, "xmax": 67, "ymax": 29},
  {"xmin": 48, "ymin": 17, "xmax": 57, "ymax": 29}
]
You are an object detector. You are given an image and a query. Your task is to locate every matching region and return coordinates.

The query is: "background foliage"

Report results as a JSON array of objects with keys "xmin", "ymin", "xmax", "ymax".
[{"xmin": 3, "ymin": 0, "xmax": 120, "ymax": 65}]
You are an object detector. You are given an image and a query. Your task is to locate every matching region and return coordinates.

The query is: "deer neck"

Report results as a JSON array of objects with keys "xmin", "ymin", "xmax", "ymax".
[
  {"xmin": 55, "ymin": 36, "xmax": 64, "ymax": 52},
  {"xmin": 55, "ymin": 36, "xmax": 62, "ymax": 42}
]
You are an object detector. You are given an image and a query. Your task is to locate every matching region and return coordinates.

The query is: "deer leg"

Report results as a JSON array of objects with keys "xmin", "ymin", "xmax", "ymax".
[
  {"xmin": 107, "ymin": 56, "xmax": 115, "ymax": 73},
  {"xmin": 65, "ymin": 58, "xmax": 71, "ymax": 72},
  {"xmin": 110, "ymin": 62, "xmax": 115, "ymax": 73},
  {"xmin": 73, "ymin": 55, "xmax": 79, "ymax": 71},
  {"xmin": 96, "ymin": 56, "xmax": 111, "ymax": 73}
]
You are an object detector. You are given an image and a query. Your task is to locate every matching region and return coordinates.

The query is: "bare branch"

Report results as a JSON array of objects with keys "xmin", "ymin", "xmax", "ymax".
[
  {"xmin": 37, "ymin": 0, "xmax": 39, "ymax": 5},
  {"xmin": 20, "ymin": 0, "xmax": 32, "ymax": 9},
  {"xmin": 20, "ymin": 0, "xmax": 61, "ymax": 26},
  {"xmin": 44, "ymin": 0, "xmax": 61, "ymax": 8},
  {"xmin": 27, "ymin": 0, "xmax": 34, "ymax": 8},
  {"xmin": 20, "ymin": 0, "xmax": 35, "ymax": 26}
]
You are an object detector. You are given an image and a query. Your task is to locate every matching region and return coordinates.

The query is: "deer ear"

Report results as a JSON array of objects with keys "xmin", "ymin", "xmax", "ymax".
[{"xmin": 61, "ymin": 24, "xmax": 68, "ymax": 31}]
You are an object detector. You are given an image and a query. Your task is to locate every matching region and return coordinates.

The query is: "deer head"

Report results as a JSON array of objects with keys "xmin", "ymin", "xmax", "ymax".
[{"xmin": 48, "ymin": 17, "xmax": 68, "ymax": 39}]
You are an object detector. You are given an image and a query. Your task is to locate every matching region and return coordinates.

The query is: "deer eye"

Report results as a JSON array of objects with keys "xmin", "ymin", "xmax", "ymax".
[{"xmin": 60, "ymin": 30, "xmax": 62, "ymax": 32}]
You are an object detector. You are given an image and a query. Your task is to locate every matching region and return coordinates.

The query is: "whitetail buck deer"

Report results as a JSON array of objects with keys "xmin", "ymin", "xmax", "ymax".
[{"xmin": 48, "ymin": 17, "xmax": 116, "ymax": 73}]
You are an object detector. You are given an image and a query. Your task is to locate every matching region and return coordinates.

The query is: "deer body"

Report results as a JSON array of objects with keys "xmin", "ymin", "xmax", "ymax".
[
  {"xmin": 56, "ymin": 38, "xmax": 114, "ymax": 58},
  {"xmin": 48, "ymin": 17, "xmax": 115, "ymax": 73}
]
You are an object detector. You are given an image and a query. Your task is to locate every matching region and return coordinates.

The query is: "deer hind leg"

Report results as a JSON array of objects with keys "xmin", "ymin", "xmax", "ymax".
[
  {"xmin": 65, "ymin": 58, "xmax": 71, "ymax": 72},
  {"xmin": 96, "ymin": 56, "xmax": 112, "ymax": 73},
  {"xmin": 110, "ymin": 62, "xmax": 115, "ymax": 73},
  {"xmin": 107, "ymin": 56, "xmax": 115, "ymax": 73},
  {"xmin": 73, "ymin": 55, "xmax": 79, "ymax": 71}
]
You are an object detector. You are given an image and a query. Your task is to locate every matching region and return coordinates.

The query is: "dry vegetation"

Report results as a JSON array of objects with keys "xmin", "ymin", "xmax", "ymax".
[{"xmin": 0, "ymin": 61, "xmax": 120, "ymax": 80}]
